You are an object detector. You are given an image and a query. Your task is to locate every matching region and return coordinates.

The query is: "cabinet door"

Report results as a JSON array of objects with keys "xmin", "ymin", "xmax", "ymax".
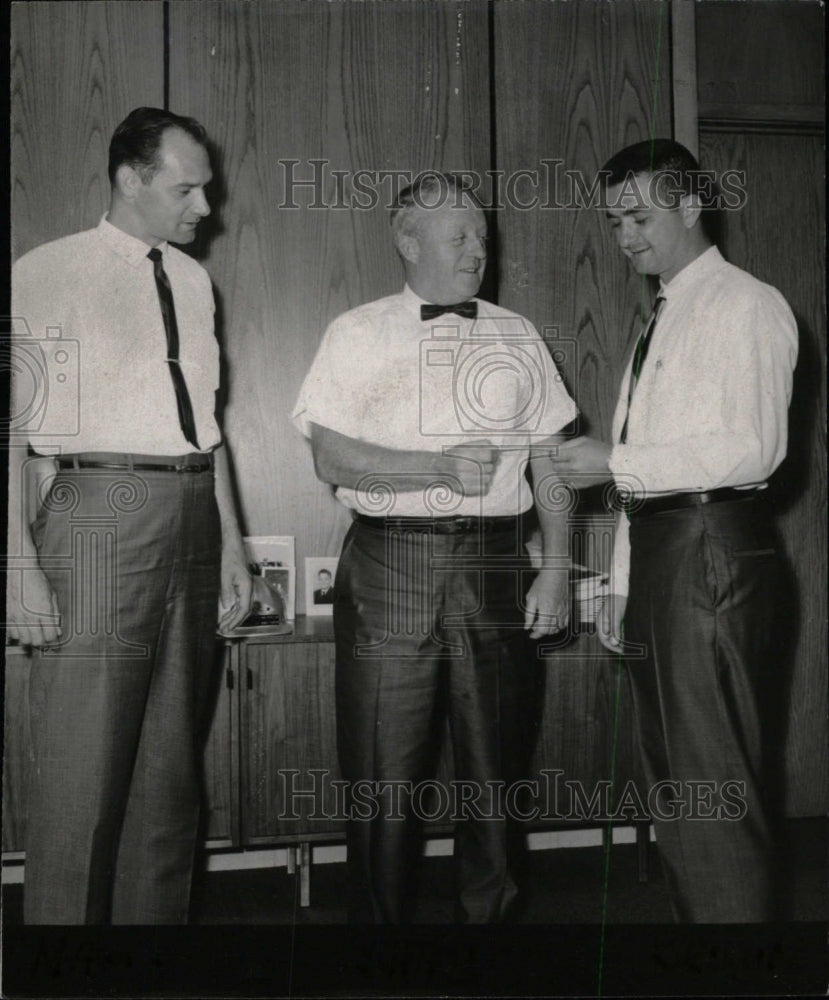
[
  {"xmin": 3, "ymin": 649, "xmax": 30, "ymax": 854},
  {"xmin": 240, "ymin": 641, "xmax": 342, "ymax": 843},
  {"xmin": 200, "ymin": 645, "xmax": 238, "ymax": 846}
]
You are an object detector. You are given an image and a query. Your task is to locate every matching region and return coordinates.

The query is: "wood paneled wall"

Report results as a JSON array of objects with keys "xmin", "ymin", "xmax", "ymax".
[
  {"xmin": 699, "ymin": 132, "xmax": 827, "ymax": 816},
  {"xmin": 168, "ymin": 0, "xmax": 491, "ymax": 609},
  {"xmin": 8, "ymin": 1, "xmax": 825, "ymax": 817},
  {"xmin": 695, "ymin": 3, "xmax": 827, "ymax": 816},
  {"xmin": 10, "ymin": 2, "xmax": 164, "ymax": 261},
  {"xmin": 494, "ymin": 1, "xmax": 672, "ymax": 798}
]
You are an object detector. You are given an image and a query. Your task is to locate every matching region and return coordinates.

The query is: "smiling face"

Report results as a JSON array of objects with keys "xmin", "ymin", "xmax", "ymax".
[
  {"xmin": 402, "ymin": 195, "xmax": 487, "ymax": 304},
  {"xmin": 125, "ymin": 127, "xmax": 212, "ymax": 246},
  {"xmin": 604, "ymin": 172, "xmax": 703, "ymax": 284}
]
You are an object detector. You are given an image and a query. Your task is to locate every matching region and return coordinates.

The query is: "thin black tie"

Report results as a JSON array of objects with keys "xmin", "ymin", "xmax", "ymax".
[
  {"xmin": 148, "ymin": 248, "xmax": 200, "ymax": 450},
  {"xmin": 619, "ymin": 294, "xmax": 665, "ymax": 445},
  {"xmin": 421, "ymin": 301, "xmax": 478, "ymax": 321}
]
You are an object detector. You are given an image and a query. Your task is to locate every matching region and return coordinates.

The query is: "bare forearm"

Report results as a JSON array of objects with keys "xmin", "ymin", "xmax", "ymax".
[
  {"xmin": 531, "ymin": 453, "xmax": 570, "ymax": 560},
  {"xmin": 310, "ymin": 423, "xmax": 446, "ymax": 491},
  {"xmin": 212, "ymin": 443, "xmax": 246, "ymax": 557}
]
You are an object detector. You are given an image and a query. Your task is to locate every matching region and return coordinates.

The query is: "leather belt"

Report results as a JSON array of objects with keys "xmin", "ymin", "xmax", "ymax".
[
  {"xmin": 627, "ymin": 486, "xmax": 759, "ymax": 519},
  {"xmin": 353, "ymin": 512, "xmax": 519, "ymax": 534},
  {"xmin": 55, "ymin": 452, "xmax": 214, "ymax": 473}
]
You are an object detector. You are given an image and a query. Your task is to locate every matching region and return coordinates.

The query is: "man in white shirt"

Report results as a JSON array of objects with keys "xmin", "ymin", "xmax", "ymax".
[
  {"xmin": 549, "ymin": 139, "xmax": 797, "ymax": 922},
  {"xmin": 293, "ymin": 173, "xmax": 576, "ymax": 922},
  {"xmin": 7, "ymin": 108, "xmax": 252, "ymax": 923}
]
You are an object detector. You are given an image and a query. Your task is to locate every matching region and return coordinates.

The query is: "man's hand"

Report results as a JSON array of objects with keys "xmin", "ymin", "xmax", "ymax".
[
  {"xmin": 597, "ymin": 591, "xmax": 627, "ymax": 653},
  {"xmin": 547, "ymin": 436, "xmax": 613, "ymax": 489},
  {"xmin": 6, "ymin": 568, "xmax": 62, "ymax": 648},
  {"xmin": 218, "ymin": 547, "xmax": 254, "ymax": 632},
  {"xmin": 443, "ymin": 439, "xmax": 499, "ymax": 497},
  {"xmin": 524, "ymin": 568, "xmax": 569, "ymax": 639}
]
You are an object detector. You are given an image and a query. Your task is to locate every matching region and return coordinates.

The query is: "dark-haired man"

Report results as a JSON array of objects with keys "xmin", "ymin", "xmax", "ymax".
[
  {"xmin": 293, "ymin": 173, "xmax": 576, "ymax": 922},
  {"xmin": 313, "ymin": 568, "xmax": 335, "ymax": 604},
  {"xmin": 549, "ymin": 139, "xmax": 797, "ymax": 922},
  {"xmin": 8, "ymin": 107, "xmax": 252, "ymax": 923}
]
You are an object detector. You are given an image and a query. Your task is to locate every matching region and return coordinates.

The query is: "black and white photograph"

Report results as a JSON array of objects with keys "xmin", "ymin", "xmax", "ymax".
[
  {"xmin": 304, "ymin": 557, "xmax": 338, "ymax": 616},
  {"xmin": 2, "ymin": 0, "xmax": 826, "ymax": 997}
]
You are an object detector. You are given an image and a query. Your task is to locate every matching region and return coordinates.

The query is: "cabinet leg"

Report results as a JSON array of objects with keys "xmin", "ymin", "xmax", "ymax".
[
  {"xmin": 299, "ymin": 842, "xmax": 311, "ymax": 907},
  {"xmin": 636, "ymin": 822, "xmax": 650, "ymax": 883},
  {"xmin": 286, "ymin": 845, "xmax": 297, "ymax": 875}
]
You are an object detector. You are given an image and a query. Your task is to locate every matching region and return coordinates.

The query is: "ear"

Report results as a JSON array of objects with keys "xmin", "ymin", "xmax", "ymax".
[
  {"xmin": 396, "ymin": 233, "xmax": 420, "ymax": 264},
  {"xmin": 114, "ymin": 162, "xmax": 143, "ymax": 202},
  {"xmin": 678, "ymin": 192, "xmax": 703, "ymax": 230}
]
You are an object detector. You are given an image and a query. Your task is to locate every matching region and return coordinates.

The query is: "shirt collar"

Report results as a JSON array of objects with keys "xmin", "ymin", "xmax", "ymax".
[
  {"xmin": 97, "ymin": 214, "xmax": 169, "ymax": 268},
  {"xmin": 659, "ymin": 245, "xmax": 724, "ymax": 300}
]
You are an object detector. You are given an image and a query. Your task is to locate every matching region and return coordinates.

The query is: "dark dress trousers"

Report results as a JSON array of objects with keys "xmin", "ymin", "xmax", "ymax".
[
  {"xmin": 334, "ymin": 516, "xmax": 543, "ymax": 923},
  {"xmin": 24, "ymin": 463, "xmax": 221, "ymax": 924},
  {"xmin": 624, "ymin": 494, "xmax": 778, "ymax": 922}
]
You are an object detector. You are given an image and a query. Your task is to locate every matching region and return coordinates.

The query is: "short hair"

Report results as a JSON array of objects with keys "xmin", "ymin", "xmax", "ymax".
[
  {"xmin": 108, "ymin": 107, "xmax": 207, "ymax": 186},
  {"xmin": 390, "ymin": 172, "xmax": 482, "ymax": 247},
  {"xmin": 601, "ymin": 138, "xmax": 709, "ymax": 206},
  {"xmin": 317, "ymin": 569, "xmax": 332, "ymax": 579}
]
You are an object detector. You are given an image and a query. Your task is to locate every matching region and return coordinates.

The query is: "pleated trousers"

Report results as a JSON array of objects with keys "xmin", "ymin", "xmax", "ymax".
[
  {"xmin": 624, "ymin": 496, "xmax": 779, "ymax": 922},
  {"xmin": 334, "ymin": 517, "xmax": 543, "ymax": 923}
]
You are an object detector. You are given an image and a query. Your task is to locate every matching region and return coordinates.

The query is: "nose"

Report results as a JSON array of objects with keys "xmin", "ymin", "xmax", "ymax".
[
  {"xmin": 470, "ymin": 236, "xmax": 487, "ymax": 258},
  {"xmin": 192, "ymin": 188, "xmax": 211, "ymax": 217},
  {"xmin": 617, "ymin": 218, "xmax": 637, "ymax": 248}
]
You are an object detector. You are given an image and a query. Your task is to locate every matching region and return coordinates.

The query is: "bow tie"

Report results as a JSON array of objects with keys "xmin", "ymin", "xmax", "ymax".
[{"xmin": 420, "ymin": 301, "xmax": 478, "ymax": 321}]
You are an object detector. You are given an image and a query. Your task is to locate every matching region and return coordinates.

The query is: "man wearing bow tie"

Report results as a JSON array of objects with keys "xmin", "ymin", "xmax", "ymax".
[{"xmin": 293, "ymin": 172, "xmax": 576, "ymax": 922}]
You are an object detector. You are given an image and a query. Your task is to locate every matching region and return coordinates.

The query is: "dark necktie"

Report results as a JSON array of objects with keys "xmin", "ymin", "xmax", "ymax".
[
  {"xmin": 619, "ymin": 294, "xmax": 665, "ymax": 445},
  {"xmin": 147, "ymin": 247, "xmax": 201, "ymax": 450},
  {"xmin": 420, "ymin": 301, "xmax": 478, "ymax": 321}
]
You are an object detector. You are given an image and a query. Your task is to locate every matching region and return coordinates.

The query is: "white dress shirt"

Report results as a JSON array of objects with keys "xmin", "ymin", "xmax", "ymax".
[
  {"xmin": 11, "ymin": 216, "xmax": 221, "ymax": 456},
  {"xmin": 293, "ymin": 285, "xmax": 577, "ymax": 517},
  {"xmin": 608, "ymin": 246, "xmax": 798, "ymax": 595}
]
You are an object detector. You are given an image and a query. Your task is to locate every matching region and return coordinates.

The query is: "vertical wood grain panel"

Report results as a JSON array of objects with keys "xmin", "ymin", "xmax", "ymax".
[
  {"xmin": 493, "ymin": 0, "xmax": 672, "ymax": 798},
  {"xmin": 168, "ymin": 1, "xmax": 491, "ymax": 612},
  {"xmin": 10, "ymin": 1, "xmax": 164, "ymax": 261},
  {"xmin": 241, "ymin": 641, "xmax": 341, "ymax": 841},
  {"xmin": 2, "ymin": 653, "xmax": 30, "ymax": 853},
  {"xmin": 670, "ymin": 0, "xmax": 698, "ymax": 157},
  {"xmin": 695, "ymin": 1, "xmax": 823, "ymax": 121},
  {"xmin": 699, "ymin": 131, "xmax": 827, "ymax": 816}
]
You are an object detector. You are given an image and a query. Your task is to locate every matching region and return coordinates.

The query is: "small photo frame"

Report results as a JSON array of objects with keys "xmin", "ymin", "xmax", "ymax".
[{"xmin": 305, "ymin": 556, "xmax": 339, "ymax": 616}]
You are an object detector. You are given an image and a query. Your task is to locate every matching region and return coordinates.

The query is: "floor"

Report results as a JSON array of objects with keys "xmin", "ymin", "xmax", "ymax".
[
  {"xmin": 3, "ymin": 817, "xmax": 825, "ymax": 925},
  {"xmin": 3, "ymin": 819, "xmax": 825, "ymax": 997}
]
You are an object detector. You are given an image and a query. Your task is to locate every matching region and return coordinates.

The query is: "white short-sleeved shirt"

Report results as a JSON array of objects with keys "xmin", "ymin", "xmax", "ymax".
[
  {"xmin": 293, "ymin": 285, "xmax": 577, "ymax": 517},
  {"xmin": 11, "ymin": 216, "xmax": 221, "ymax": 456}
]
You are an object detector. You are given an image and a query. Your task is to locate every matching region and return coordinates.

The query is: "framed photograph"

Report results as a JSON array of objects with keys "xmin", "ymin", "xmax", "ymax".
[{"xmin": 304, "ymin": 556, "xmax": 339, "ymax": 616}]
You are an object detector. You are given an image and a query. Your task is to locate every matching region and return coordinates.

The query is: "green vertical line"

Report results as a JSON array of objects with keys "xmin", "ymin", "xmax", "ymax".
[
  {"xmin": 596, "ymin": 644, "xmax": 625, "ymax": 998},
  {"xmin": 596, "ymin": 4, "xmax": 667, "ymax": 995}
]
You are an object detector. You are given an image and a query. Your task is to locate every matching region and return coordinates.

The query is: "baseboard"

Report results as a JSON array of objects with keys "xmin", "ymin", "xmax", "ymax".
[{"xmin": 1, "ymin": 824, "xmax": 657, "ymax": 882}]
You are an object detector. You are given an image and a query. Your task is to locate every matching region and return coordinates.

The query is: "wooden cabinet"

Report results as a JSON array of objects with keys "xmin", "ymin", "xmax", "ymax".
[
  {"xmin": 199, "ymin": 619, "xmax": 344, "ymax": 850},
  {"xmin": 4, "ymin": 619, "xmax": 641, "ymax": 859}
]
